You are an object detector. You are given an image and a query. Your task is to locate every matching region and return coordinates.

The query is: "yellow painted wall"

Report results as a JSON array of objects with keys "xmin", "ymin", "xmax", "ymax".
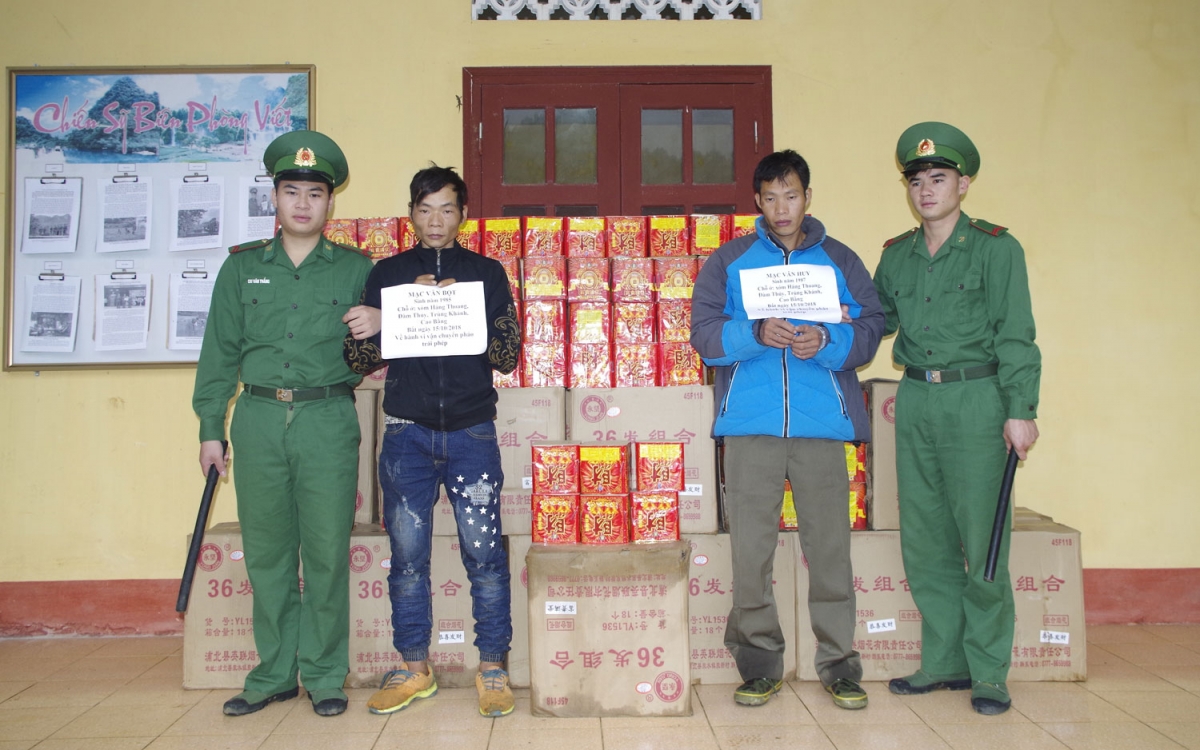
[{"xmin": 2, "ymin": 0, "xmax": 1197, "ymax": 580}]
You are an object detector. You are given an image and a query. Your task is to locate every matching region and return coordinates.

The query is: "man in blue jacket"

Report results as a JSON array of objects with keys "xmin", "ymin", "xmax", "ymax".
[{"xmin": 691, "ymin": 150, "xmax": 884, "ymax": 708}]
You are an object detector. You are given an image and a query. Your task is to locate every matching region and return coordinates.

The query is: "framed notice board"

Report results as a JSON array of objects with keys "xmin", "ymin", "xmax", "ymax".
[{"xmin": 4, "ymin": 65, "xmax": 315, "ymax": 370}]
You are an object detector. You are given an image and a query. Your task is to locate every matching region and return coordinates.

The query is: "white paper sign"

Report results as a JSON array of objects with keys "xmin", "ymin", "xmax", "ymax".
[
  {"xmin": 545, "ymin": 601, "xmax": 577, "ymax": 615},
  {"xmin": 739, "ymin": 264, "xmax": 842, "ymax": 323},
  {"xmin": 1040, "ymin": 630, "xmax": 1070, "ymax": 645},
  {"xmin": 438, "ymin": 630, "xmax": 466, "ymax": 644},
  {"xmin": 867, "ymin": 618, "xmax": 898, "ymax": 633},
  {"xmin": 380, "ymin": 281, "xmax": 487, "ymax": 359}
]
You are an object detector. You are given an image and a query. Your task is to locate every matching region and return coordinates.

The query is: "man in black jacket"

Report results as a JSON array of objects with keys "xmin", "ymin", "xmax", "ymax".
[{"xmin": 343, "ymin": 166, "xmax": 521, "ymax": 718}]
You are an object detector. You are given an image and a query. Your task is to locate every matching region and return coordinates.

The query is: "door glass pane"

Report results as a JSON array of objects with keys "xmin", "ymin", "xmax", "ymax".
[
  {"xmin": 693, "ymin": 109, "xmax": 734, "ymax": 184},
  {"xmin": 641, "ymin": 109, "xmax": 683, "ymax": 185},
  {"xmin": 502, "ymin": 205, "xmax": 547, "ymax": 217},
  {"xmin": 555, "ymin": 108, "xmax": 597, "ymax": 184},
  {"xmin": 503, "ymin": 109, "xmax": 546, "ymax": 185},
  {"xmin": 555, "ymin": 205, "xmax": 599, "ymax": 216}
]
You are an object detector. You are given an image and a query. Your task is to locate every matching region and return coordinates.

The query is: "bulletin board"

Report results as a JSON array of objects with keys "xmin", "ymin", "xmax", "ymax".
[{"xmin": 4, "ymin": 65, "xmax": 315, "ymax": 370}]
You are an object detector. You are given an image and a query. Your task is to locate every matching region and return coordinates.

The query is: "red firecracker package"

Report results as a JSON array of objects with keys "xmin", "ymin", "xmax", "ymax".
[
  {"xmin": 780, "ymin": 479, "xmax": 798, "ymax": 530},
  {"xmin": 399, "ymin": 217, "xmax": 418, "ymax": 250},
  {"xmin": 522, "ymin": 343, "xmax": 566, "ymax": 387},
  {"xmin": 845, "ymin": 441, "xmax": 866, "ymax": 482},
  {"xmin": 532, "ymin": 494, "xmax": 580, "ymax": 544},
  {"xmin": 731, "ymin": 214, "xmax": 759, "ymax": 239},
  {"xmin": 580, "ymin": 494, "xmax": 630, "ymax": 545},
  {"xmin": 568, "ymin": 343, "xmax": 613, "ymax": 389},
  {"xmin": 690, "ymin": 214, "xmax": 731, "ymax": 255},
  {"xmin": 523, "ymin": 257, "xmax": 566, "ymax": 299},
  {"xmin": 630, "ymin": 491, "xmax": 680, "ymax": 543},
  {"xmin": 659, "ymin": 342, "xmax": 703, "ymax": 386},
  {"xmin": 357, "ymin": 217, "xmax": 400, "ymax": 260},
  {"xmin": 656, "ymin": 300, "xmax": 692, "ymax": 343},
  {"xmin": 457, "ymin": 218, "xmax": 481, "ymax": 253},
  {"xmin": 579, "ymin": 444, "xmax": 630, "ymax": 494},
  {"xmin": 648, "ymin": 216, "xmax": 689, "ymax": 257},
  {"xmin": 567, "ymin": 257, "xmax": 610, "ymax": 302},
  {"xmin": 523, "ymin": 216, "xmax": 565, "ymax": 257},
  {"xmin": 523, "ymin": 300, "xmax": 565, "ymax": 343},
  {"xmin": 482, "ymin": 218, "xmax": 523, "ymax": 259},
  {"xmin": 613, "ymin": 302, "xmax": 656, "ymax": 343},
  {"xmin": 323, "ymin": 219, "xmax": 358, "ymax": 248},
  {"xmin": 615, "ymin": 343, "xmax": 658, "ymax": 387},
  {"xmin": 569, "ymin": 302, "xmax": 611, "ymax": 344},
  {"xmin": 493, "ymin": 365, "xmax": 523, "ymax": 389},
  {"xmin": 635, "ymin": 442, "xmax": 685, "ymax": 491},
  {"xmin": 532, "ymin": 443, "xmax": 580, "ymax": 495},
  {"xmin": 655, "ymin": 258, "xmax": 697, "ymax": 301},
  {"xmin": 849, "ymin": 481, "xmax": 868, "ymax": 530},
  {"xmin": 611, "ymin": 257, "xmax": 655, "ymax": 302},
  {"xmin": 606, "ymin": 216, "xmax": 647, "ymax": 257},
  {"xmin": 566, "ymin": 217, "xmax": 606, "ymax": 257},
  {"xmin": 497, "ymin": 256, "xmax": 522, "ymax": 304}
]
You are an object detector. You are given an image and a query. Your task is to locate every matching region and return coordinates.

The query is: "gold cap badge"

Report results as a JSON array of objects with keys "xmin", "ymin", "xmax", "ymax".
[
  {"xmin": 294, "ymin": 147, "xmax": 317, "ymax": 167},
  {"xmin": 915, "ymin": 139, "xmax": 936, "ymax": 157}
]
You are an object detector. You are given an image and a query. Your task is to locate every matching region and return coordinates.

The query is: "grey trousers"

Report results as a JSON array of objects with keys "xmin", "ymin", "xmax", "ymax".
[{"xmin": 723, "ymin": 435, "xmax": 862, "ymax": 686}]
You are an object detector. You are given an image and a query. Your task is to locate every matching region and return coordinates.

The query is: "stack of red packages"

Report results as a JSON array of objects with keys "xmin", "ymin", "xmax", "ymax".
[
  {"xmin": 689, "ymin": 214, "xmax": 731, "ymax": 255},
  {"xmin": 630, "ymin": 442, "xmax": 683, "ymax": 542},
  {"xmin": 613, "ymin": 302, "xmax": 657, "ymax": 387},
  {"xmin": 523, "ymin": 217, "xmax": 564, "ymax": 257},
  {"xmin": 522, "ymin": 300, "xmax": 565, "ymax": 387},
  {"xmin": 846, "ymin": 442, "xmax": 868, "ymax": 530},
  {"xmin": 323, "ymin": 219, "xmax": 358, "ymax": 249},
  {"xmin": 566, "ymin": 217, "xmax": 606, "ymax": 257},
  {"xmin": 531, "ymin": 443, "xmax": 580, "ymax": 544},
  {"xmin": 568, "ymin": 302, "xmax": 612, "ymax": 388},
  {"xmin": 731, "ymin": 214, "xmax": 758, "ymax": 239},
  {"xmin": 482, "ymin": 218, "xmax": 522, "ymax": 259},
  {"xmin": 358, "ymin": 217, "xmax": 400, "ymax": 260},
  {"xmin": 606, "ymin": 216, "xmax": 647, "ymax": 257},
  {"xmin": 457, "ymin": 218, "xmax": 482, "ymax": 253},
  {"xmin": 648, "ymin": 216, "xmax": 689, "ymax": 257},
  {"xmin": 578, "ymin": 443, "xmax": 631, "ymax": 544},
  {"xmin": 399, "ymin": 217, "xmax": 418, "ymax": 251}
]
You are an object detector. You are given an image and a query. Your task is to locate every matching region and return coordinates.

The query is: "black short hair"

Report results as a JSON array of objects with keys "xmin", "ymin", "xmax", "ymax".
[
  {"xmin": 409, "ymin": 165, "xmax": 468, "ymax": 211},
  {"xmin": 753, "ymin": 149, "xmax": 811, "ymax": 193},
  {"xmin": 902, "ymin": 160, "xmax": 963, "ymax": 180},
  {"xmin": 272, "ymin": 169, "xmax": 333, "ymax": 189}
]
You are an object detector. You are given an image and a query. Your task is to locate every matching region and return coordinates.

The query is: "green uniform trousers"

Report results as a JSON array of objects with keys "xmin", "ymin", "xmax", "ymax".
[
  {"xmin": 895, "ymin": 376, "xmax": 1014, "ymax": 684},
  {"xmin": 724, "ymin": 435, "xmax": 862, "ymax": 686},
  {"xmin": 229, "ymin": 391, "xmax": 359, "ymax": 694}
]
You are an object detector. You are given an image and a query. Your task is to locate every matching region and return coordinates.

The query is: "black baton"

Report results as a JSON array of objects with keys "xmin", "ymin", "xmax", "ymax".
[
  {"xmin": 176, "ymin": 441, "xmax": 227, "ymax": 612},
  {"xmin": 983, "ymin": 448, "xmax": 1021, "ymax": 583}
]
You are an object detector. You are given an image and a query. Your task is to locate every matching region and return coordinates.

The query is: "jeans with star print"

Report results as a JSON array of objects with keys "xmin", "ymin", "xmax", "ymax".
[{"xmin": 378, "ymin": 419, "xmax": 512, "ymax": 664}]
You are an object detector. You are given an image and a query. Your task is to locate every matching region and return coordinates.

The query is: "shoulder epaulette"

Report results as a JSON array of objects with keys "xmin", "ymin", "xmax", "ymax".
[
  {"xmin": 228, "ymin": 237, "xmax": 272, "ymax": 254},
  {"xmin": 969, "ymin": 218, "xmax": 1008, "ymax": 237},
  {"xmin": 883, "ymin": 228, "xmax": 917, "ymax": 249},
  {"xmin": 330, "ymin": 239, "xmax": 371, "ymax": 258}
]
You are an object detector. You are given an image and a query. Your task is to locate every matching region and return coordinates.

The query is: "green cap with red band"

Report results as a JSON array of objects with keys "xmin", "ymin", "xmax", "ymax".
[
  {"xmin": 263, "ymin": 130, "xmax": 349, "ymax": 188},
  {"xmin": 896, "ymin": 122, "xmax": 980, "ymax": 177}
]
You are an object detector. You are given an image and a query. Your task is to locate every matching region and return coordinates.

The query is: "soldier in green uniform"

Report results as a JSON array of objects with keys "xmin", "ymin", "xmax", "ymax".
[
  {"xmin": 873, "ymin": 122, "xmax": 1041, "ymax": 715},
  {"xmin": 193, "ymin": 131, "xmax": 373, "ymax": 718}
]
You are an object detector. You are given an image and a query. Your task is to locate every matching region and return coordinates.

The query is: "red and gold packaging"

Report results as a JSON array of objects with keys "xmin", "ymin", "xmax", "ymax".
[
  {"xmin": 849, "ymin": 481, "xmax": 867, "ymax": 530},
  {"xmin": 611, "ymin": 257, "xmax": 655, "ymax": 302},
  {"xmin": 655, "ymin": 257, "xmax": 697, "ymax": 300},
  {"xmin": 580, "ymin": 494, "xmax": 630, "ymax": 545},
  {"xmin": 606, "ymin": 216, "xmax": 647, "ymax": 257},
  {"xmin": 659, "ymin": 342, "xmax": 703, "ymax": 386},
  {"xmin": 532, "ymin": 494, "xmax": 580, "ymax": 544},
  {"xmin": 578, "ymin": 444, "xmax": 630, "ymax": 495},
  {"xmin": 522, "ymin": 343, "xmax": 566, "ymax": 387},
  {"xmin": 522, "ymin": 216, "xmax": 565, "ymax": 256},
  {"xmin": 497, "ymin": 256, "xmax": 522, "ymax": 304},
  {"xmin": 731, "ymin": 214, "xmax": 759, "ymax": 239},
  {"xmin": 613, "ymin": 301, "xmax": 656, "ymax": 343},
  {"xmin": 323, "ymin": 219, "xmax": 358, "ymax": 248},
  {"xmin": 493, "ymin": 365, "xmax": 522, "ymax": 389},
  {"xmin": 845, "ymin": 441, "xmax": 866, "ymax": 482},
  {"xmin": 567, "ymin": 257, "xmax": 610, "ymax": 302},
  {"xmin": 566, "ymin": 217, "xmax": 606, "ymax": 257},
  {"xmin": 523, "ymin": 256, "xmax": 567, "ymax": 299},
  {"xmin": 647, "ymin": 216, "xmax": 689, "ymax": 257},
  {"xmin": 357, "ymin": 217, "xmax": 400, "ymax": 260},
  {"xmin": 523, "ymin": 300, "xmax": 565, "ymax": 343},
  {"xmin": 457, "ymin": 218, "xmax": 481, "ymax": 253},
  {"xmin": 780, "ymin": 479, "xmax": 798, "ymax": 530},
  {"xmin": 656, "ymin": 300, "xmax": 692, "ymax": 343},
  {"xmin": 569, "ymin": 302, "xmax": 611, "ymax": 344},
  {"xmin": 531, "ymin": 443, "xmax": 580, "ymax": 495},
  {"xmin": 568, "ymin": 343, "xmax": 613, "ymax": 389},
  {"xmin": 635, "ymin": 442, "xmax": 685, "ymax": 492},
  {"xmin": 689, "ymin": 214, "xmax": 731, "ymax": 255},
  {"xmin": 399, "ymin": 216, "xmax": 419, "ymax": 250},
  {"xmin": 482, "ymin": 218, "xmax": 523, "ymax": 259},
  {"xmin": 615, "ymin": 343, "xmax": 658, "ymax": 387},
  {"xmin": 630, "ymin": 491, "xmax": 680, "ymax": 543}
]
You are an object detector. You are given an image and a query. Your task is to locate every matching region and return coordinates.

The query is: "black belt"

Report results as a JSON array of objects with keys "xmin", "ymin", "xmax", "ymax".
[
  {"xmin": 904, "ymin": 363, "xmax": 998, "ymax": 384},
  {"xmin": 243, "ymin": 383, "xmax": 354, "ymax": 403}
]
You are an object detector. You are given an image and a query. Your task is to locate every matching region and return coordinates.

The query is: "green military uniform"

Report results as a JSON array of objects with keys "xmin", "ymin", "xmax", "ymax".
[
  {"xmin": 873, "ymin": 124, "xmax": 1040, "ymax": 689},
  {"xmin": 192, "ymin": 131, "xmax": 372, "ymax": 704}
]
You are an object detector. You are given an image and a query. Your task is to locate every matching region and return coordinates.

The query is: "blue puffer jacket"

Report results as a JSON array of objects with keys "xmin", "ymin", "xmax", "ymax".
[{"xmin": 690, "ymin": 216, "xmax": 884, "ymax": 441}]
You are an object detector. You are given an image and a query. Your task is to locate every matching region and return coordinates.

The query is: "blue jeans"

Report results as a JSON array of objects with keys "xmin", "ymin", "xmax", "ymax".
[{"xmin": 378, "ymin": 419, "xmax": 512, "ymax": 664}]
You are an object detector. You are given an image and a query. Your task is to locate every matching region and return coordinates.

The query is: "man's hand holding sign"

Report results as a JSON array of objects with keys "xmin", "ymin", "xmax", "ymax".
[
  {"xmin": 346, "ymin": 273, "xmax": 487, "ymax": 358},
  {"xmin": 740, "ymin": 264, "xmax": 846, "ymax": 361}
]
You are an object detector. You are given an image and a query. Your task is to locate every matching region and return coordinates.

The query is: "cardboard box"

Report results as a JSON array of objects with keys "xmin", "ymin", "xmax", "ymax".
[
  {"xmin": 793, "ymin": 523, "xmax": 1086, "ymax": 682},
  {"xmin": 182, "ymin": 523, "xmax": 257, "ymax": 688},
  {"xmin": 527, "ymin": 543, "xmax": 692, "ymax": 717},
  {"xmin": 863, "ymin": 379, "xmax": 899, "ymax": 530},
  {"xmin": 567, "ymin": 387, "xmax": 717, "ymax": 533},
  {"xmin": 507, "ymin": 534, "xmax": 533, "ymax": 687},
  {"xmin": 684, "ymin": 533, "xmax": 797, "ymax": 684},
  {"xmin": 354, "ymin": 390, "xmax": 378, "ymax": 525}
]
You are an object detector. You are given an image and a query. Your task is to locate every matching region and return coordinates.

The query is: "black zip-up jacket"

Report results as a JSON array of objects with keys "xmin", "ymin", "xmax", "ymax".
[{"xmin": 343, "ymin": 243, "xmax": 521, "ymax": 431}]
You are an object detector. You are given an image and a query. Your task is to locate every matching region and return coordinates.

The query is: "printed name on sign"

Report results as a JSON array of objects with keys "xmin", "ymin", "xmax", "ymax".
[
  {"xmin": 867, "ymin": 618, "xmax": 897, "ymax": 633},
  {"xmin": 380, "ymin": 281, "xmax": 487, "ymax": 359},
  {"xmin": 739, "ymin": 264, "xmax": 842, "ymax": 323},
  {"xmin": 681, "ymin": 484, "xmax": 702, "ymax": 496},
  {"xmin": 545, "ymin": 601, "xmax": 578, "ymax": 615},
  {"xmin": 1040, "ymin": 630, "xmax": 1070, "ymax": 645},
  {"xmin": 438, "ymin": 630, "xmax": 466, "ymax": 645}
]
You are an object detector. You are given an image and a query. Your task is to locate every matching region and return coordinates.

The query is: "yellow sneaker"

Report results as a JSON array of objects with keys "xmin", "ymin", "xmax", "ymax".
[
  {"xmin": 367, "ymin": 663, "xmax": 437, "ymax": 715},
  {"xmin": 476, "ymin": 668, "xmax": 515, "ymax": 717}
]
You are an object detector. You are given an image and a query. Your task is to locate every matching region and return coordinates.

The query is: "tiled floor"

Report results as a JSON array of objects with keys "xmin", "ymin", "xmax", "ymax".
[{"xmin": 2, "ymin": 624, "xmax": 1199, "ymax": 749}]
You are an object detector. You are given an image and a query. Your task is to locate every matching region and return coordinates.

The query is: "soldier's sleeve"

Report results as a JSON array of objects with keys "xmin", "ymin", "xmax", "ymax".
[
  {"xmin": 485, "ymin": 261, "xmax": 521, "ymax": 374},
  {"xmin": 343, "ymin": 262, "xmax": 386, "ymax": 376},
  {"xmin": 192, "ymin": 259, "xmax": 244, "ymax": 443},
  {"xmin": 985, "ymin": 234, "xmax": 1041, "ymax": 419}
]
